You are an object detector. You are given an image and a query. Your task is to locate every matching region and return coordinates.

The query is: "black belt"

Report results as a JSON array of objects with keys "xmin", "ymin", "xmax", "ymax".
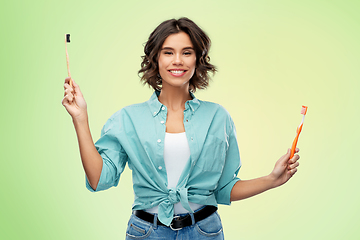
[{"xmin": 134, "ymin": 205, "xmax": 217, "ymax": 230}]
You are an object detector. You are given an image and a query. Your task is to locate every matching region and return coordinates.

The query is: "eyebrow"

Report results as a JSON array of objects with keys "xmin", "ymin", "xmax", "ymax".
[{"xmin": 161, "ymin": 47, "xmax": 194, "ymax": 51}]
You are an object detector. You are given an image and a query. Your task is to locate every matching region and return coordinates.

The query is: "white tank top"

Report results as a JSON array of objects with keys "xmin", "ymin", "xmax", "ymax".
[{"xmin": 146, "ymin": 132, "xmax": 203, "ymax": 214}]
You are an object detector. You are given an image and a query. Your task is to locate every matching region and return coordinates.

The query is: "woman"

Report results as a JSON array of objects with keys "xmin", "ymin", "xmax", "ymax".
[{"xmin": 62, "ymin": 17, "xmax": 300, "ymax": 239}]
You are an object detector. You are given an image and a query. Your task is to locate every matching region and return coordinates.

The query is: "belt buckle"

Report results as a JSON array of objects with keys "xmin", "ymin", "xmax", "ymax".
[{"xmin": 170, "ymin": 216, "xmax": 183, "ymax": 231}]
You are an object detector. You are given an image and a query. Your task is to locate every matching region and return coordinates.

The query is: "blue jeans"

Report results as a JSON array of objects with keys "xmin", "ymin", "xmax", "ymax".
[{"xmin": 125, "ymin": 209, "xmax": 224, "ymax": 240}]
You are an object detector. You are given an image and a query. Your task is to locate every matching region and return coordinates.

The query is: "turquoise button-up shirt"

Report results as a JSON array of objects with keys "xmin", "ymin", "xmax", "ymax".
[{"xmin": 86, "ymin": 91, "xmax": 241, "ymax": 226}]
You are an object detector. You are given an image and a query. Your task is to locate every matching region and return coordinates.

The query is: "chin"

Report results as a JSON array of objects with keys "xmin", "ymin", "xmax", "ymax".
[{"xmin": 162, "ymin": 79, "xmax": 190, "ymax": 89}]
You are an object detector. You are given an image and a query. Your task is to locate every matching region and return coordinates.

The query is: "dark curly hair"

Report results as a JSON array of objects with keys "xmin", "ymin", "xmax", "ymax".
[{"xmin": 138, "ymin": 17, "xmax": 217, "ymax": 92}]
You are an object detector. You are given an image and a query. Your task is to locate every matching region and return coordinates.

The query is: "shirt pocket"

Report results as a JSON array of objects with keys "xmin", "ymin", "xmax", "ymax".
[{"xmin": 197, "ymin": 134, "xmax": 226, "ymax": 172}]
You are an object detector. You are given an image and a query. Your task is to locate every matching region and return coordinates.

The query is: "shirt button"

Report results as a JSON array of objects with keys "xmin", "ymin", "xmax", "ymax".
[
  {"xmin": 191, "ymin": 137, "xmax": 193, "ymax": 141},
  {"xmin": 162, "ymin": 107, "xmax": 165, "ymax": 110},
  {"xmin": 158, "ymin": 166, "xmax": 162, "ymax": 170},
  {"xmin": 160, "ymin": 121, "xmax": 164, "ymax": 124},
  {"xmin": 157, "ymin": 139, "xmax": 161, "ymax": 143},
  {"xmin": 186, "ymin": 119, "xmax": 188, "ymax": 122}
]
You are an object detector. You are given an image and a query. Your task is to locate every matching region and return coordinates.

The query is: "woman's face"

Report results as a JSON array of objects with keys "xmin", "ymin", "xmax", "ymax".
[{"xmin": 158, "ymin": 32, "xmax": 196, "ymax": 90}]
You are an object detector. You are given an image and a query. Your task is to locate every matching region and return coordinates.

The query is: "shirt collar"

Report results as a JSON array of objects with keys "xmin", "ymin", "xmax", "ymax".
[{"xmin": 147, "ymin": 90, "xmax": 201, "ymax": 117}]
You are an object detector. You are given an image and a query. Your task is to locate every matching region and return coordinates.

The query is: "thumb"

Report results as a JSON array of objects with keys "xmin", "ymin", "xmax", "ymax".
[
  {"xmin": 72, "ymin": 80, "xmax": 83, "ymax": 96},
  {"xmin": 72, "ymin": 79, "xmax": 78, "ymax": 88},
  {"xmin": 280, "ymin": 148, "xmax": 291, "ymax": 164}
]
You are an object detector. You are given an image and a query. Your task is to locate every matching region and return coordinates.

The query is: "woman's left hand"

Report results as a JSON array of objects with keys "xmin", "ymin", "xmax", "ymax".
[{"xmin": 268, "ymin": 148, "xmax": 300, "ymax": 188}]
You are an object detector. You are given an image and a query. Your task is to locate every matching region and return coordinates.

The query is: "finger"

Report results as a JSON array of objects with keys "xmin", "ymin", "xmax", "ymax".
[
  {"xmin": 288, "ymin": 161, "xmax": 299, "ymax": 170},
  {"xmin": 62, "ymin": 95, "xmax": 72, "ymax": 106},
  {"xmin": 62, "ymin": 96, "xmax": 67, "ymax": 106},
  {"xmin": 289, "ymin": 154, "xmax": 300, "ymax": 164},
  {"xmin": 63, "ymin": 93, "xmax": 74, "ymax": 104},
  {"xmin": 295, "ymin": 148, "xmax": 300, "ymax": 153},
  {"xmin": 64, "ymin": 83, "xmax": 74, "ymax": 93},
  {"xmin": 288, "ymin": 168, "xmax": 297, "ymax": 176},
  {"xmin": 65, "ymin": 77, "xmax": 72, "ymax": 85},
  {"xmin": 64, "ymin": 88, "xmax": 74, "ymax": 98},
  {"xmin": 63, "ymin": 91, "xmax": 74, "ymax": 103}
]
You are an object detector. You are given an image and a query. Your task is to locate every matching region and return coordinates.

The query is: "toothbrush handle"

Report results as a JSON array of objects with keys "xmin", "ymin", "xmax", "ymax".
[
  {"xmin": 65, "ymin": 34, "xmax": 72, "ymax": 87},
  {"xmin": 290, "ymin": 123, "xmax": 303, "ymax": 158}
]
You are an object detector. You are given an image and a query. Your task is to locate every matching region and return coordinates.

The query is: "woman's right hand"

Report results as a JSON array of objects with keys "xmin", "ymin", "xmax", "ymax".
[{"xmin": 62, "ymin": 77, "xmax": 88, "ymax": 121}]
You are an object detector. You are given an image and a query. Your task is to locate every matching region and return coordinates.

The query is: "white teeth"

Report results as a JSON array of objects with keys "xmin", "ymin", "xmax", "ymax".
[{"xmin": 170, "ymin": 70, "xmax": 185, "ymax": 74}]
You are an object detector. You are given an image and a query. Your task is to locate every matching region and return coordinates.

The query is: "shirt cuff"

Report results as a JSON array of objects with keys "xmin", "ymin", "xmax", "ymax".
[
  {"xmin": 215, "ymin": 177, "xmax": 240, "ymax": 205},
  {"xmin": 85, "ymin": 162, "xmax": 111, "ymax": 192},
  {"xmin": 85, "ymin": 176, "xmax": 97, "ymax": 192}
]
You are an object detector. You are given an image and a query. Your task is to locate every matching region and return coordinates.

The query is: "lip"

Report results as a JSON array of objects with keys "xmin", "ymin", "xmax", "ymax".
[{"xmin": 168, "ymin": 69, "xmax": 187, "ymax": 77}]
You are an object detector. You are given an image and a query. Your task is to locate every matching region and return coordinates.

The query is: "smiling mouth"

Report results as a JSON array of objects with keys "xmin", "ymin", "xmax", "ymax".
[{"xmin": 169, "ymin": 70, "xmax": 186, "ymax": 74}]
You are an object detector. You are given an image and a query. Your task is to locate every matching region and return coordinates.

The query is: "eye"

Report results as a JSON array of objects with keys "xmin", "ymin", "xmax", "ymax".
[
  {"xmin": 164, "ymin": 51, "xmax": 173, "ymax": 55},
  {"xmin": 183, "ymin": 52, "xmax": 192, "ymax": 55}
]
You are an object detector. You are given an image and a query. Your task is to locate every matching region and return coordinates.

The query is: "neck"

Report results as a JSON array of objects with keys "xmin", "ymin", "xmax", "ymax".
[{"xmin": 158, "ymin": 84, "xmax": 192, "ymax": 111}]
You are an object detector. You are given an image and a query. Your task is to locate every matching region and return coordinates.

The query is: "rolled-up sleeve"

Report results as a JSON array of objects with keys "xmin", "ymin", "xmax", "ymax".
[
  {"xmin": 214, "ymin": 119, "xmax": 241, "ymax": 205},
  {"xmin": 86, "ymin": 117, "xmax": 128, "ymax": 192}
]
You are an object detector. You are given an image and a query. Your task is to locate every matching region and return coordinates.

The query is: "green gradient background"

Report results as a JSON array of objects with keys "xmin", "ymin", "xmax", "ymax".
[{"xmin": 1, "ymin": 0, "xmax": 359, "ymax": 239}]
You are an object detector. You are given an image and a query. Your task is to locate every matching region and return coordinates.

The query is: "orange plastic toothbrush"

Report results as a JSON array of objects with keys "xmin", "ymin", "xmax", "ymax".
[
  {"xmin": 290, "ymin": 106, "xmax": 308, "ymax": 159},
  {"xmin": 65, "ymin": 33, "xmax": 72, "ymax": 87}
]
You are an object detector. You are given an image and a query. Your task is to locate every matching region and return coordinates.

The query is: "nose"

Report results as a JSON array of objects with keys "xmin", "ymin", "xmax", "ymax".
[{"xmin": 172, "ymin": 53, "xmax": 183, "ymax": 65}]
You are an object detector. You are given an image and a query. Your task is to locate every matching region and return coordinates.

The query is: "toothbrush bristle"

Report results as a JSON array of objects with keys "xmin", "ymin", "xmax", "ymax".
[
  {"xmin": 301, "ymin": 105, "xmax": 308, "ymax": 115},
  {"xmin": 66, "ymin": 34, "xmax": 70, "ymax": 43}
]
